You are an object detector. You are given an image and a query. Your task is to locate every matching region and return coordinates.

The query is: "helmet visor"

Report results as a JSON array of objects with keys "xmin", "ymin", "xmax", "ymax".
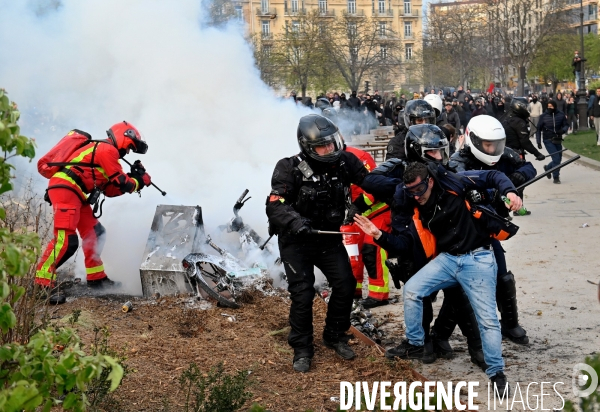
[
  {"xmin": 307, "ymin": 131, "xmax": 343, "ymax": 161},
  {"xmin": 422, "ymin": 146, "xmax": 449, "ymax": 165},
  {"xmin": 469, "ymin": 132, "xmax": 505, "ymax": 157},
  {"xmin": 124, "ymin": 129, "xmax": 148, "ymax": 154}
]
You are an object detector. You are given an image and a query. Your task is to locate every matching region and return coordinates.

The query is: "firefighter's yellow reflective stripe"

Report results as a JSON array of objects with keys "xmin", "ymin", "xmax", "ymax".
[
  {"xmin": 65, "ymin": 146, "xmax": 109, "ymax": 180},
  {"xmin": 362, "ymin": 201, "xmax": 389, "ymax": 218},
  {"xmin": 363, "ymin": 193, "xmax": 374, "ymax": 206},
  {"xmin": 68, "ymin": 130, "xmax": 75, "ymax": 135},
  {"xmin": 86, "ymin": 265, "xmax": 105, "ymax": 275},
  {"xmin": 133, "ymin": 178, "xmax": 139, "ymax": 192},
  {"xmin": 52, "ymin": 173, "xmax": 87, "ymax": 198},
  {"xmin": 368, "ymin": 247, "xmax": 390, "ymax": 293},
  {"xmin": 356, "ymin": 282, "xmax": 363, "ymax": 289},
  {"xmin": 36, "ymin": 230, "xmax": 66, "ymax": 280}
]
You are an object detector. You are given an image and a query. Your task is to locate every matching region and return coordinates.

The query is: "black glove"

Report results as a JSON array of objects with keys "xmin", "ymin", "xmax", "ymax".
[
  {"xmin": 509, "ymin": 172, "xmax": 527, "ymax": 187},
  {"xmin": 130, "ymin": 160, "xmax": 146, "ymax": 175},
  {"xmin": 344, "ymin": 204, "xmax": 361, "ymax": 225},
  {"xmin": 537, "ymin": 143, "xmax": 543, "ymax": 150},
  {"xmin": 535, "ymin": 153, "xmax": 546, "ymax": 161},
  {"xmin": 294, "ymin": 225, "xmax": 313, "ymax": 236}
]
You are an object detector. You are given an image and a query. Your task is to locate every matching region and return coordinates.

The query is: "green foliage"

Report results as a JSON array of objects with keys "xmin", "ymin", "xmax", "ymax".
[
  {"xmin": 529, "ymin": 34, "xmax": 578, "ymax": 93},
  {"xmin": 563, "ymin": 130, "xmax": 600, "ymax": 162},
  {"xmin": 0, "ymin": 89, "xmax": 123, "ymax": 411},
  {"xmin": 68, "ymin": 310, "xmax": 82, "ymax": 326},
  {"xmin": 564, "ymin": 353, "xmax": 600, "ymax": 412},
  {"xmin": 179, "ymin": 362, "xmax": 252, "ymax": 412}
]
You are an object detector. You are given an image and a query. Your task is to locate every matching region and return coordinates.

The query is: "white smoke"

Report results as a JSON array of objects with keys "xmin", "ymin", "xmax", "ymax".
[{"xmin": 1, "ymin": 0, "xmax": 311, "ymax": 294}]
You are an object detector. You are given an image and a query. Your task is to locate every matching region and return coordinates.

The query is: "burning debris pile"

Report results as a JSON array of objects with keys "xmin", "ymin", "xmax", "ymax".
[{"xmin": 138, "ymin": 189, "xmax": 283, "ymax": 309}]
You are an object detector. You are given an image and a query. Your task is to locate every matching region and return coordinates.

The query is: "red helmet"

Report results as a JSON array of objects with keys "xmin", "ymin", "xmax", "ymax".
[{"xmin": 106, "ymin": 121, "xmax": 148, "ymax": 157}]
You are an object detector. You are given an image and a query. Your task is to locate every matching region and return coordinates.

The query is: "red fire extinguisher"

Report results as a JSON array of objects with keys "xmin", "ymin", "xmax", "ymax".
[{"xmin": 341, "ymin": 224, "xmax": 360, "ymax": 263}]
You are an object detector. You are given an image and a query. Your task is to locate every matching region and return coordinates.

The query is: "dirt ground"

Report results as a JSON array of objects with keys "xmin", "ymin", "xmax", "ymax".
[{"xmin": 51, "ymin": 289, "xmax": 416, "ymax": 412}]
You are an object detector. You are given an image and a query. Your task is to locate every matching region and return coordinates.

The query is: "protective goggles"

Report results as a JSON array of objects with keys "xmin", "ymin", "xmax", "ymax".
[{"xmin": 403, "ymin": 176, "xmax": 430, "ymax": 197}]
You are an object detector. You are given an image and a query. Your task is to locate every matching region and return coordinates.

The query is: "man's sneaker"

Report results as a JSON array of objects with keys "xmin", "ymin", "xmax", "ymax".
[
  {"xmin": 432, "ymin": 338, "xmax": 454, "ymax": 359},
  {"xmin": 422, "ymin": 341, "xmax": 437, "ymax": 364},
  {"xmin": 543, "ymin": 165, "xmax": 551, "ymax": 179},
  {"xmin": 553, "ymin": 178, "xmax": 561, "ymax": 184},
  {"xmin": 385, "ymin": 339, "xmax": 424, "ymax": 360},
  {"xmin": 468, "ymin": 347, "xmax": 488, "ymax": 372},
  {"xmin": 293, "ymin": 357, "xmax": 312, "ymax": 373},
  {"xmin": 490, "ymin": 372, "xmax": 510, "ymax": 398},
  {"xmin": 359, "ymin": 297, "xmax": 389, "ymax": 309},
  {"xmin": 324, "ymin": 340, "xmax": 356, "ymax": 360},
  {"xmin": 87, "ymin": 277, "xmax": 120, "ymax": 289}
]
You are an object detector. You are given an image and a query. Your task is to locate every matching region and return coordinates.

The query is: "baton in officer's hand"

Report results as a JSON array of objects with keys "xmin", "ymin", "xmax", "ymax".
[{"xmin": 545, "ymin": 148, "xmax": 567, "ymax": 158}]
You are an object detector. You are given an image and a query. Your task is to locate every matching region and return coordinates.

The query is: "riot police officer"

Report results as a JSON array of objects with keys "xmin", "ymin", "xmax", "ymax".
[
  {"xmin": 385, "ymin": 100, "xmax": 436, "ymax": 161},
  {"xmin": 501, "ymin": 97, "xmax": 546, "ymax": 161},
  {"xmin": 266, "ymin": 114, "xmax": 368, "ymax": 373},
  {"xmin": 442, "ymin": 115, "xmax": 534, "ymax": 347}
]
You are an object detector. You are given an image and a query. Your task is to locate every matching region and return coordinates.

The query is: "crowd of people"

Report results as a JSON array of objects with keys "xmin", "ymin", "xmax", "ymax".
[{"xmin": 267, "ymin": 84, "xmax": 588, "ymax": 397}]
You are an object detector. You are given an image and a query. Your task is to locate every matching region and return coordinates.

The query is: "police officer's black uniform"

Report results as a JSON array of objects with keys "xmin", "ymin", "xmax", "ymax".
[
  {"xmin": 501, "ymin": 98, "xmax": 545, "ymax": 161},
  {"xmin": 266, "ymin": 114, "xmax": 368, "ymax": 372}
]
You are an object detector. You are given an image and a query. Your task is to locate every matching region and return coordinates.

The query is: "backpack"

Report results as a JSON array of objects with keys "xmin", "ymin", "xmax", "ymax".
[{"xmin": 37, "ymin": 129, "xmax": 98, "ymax": 178}]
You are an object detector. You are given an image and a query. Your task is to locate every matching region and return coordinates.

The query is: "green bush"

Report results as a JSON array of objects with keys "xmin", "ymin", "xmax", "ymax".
[
  {"xmin": 0, "ymin": 89, "xmax": 123, "ymax": 411},
  {"xmin": 178, "ymin": 362, "xmax": 252, "ymax": 412},
  {"xmin": 564, "ymin": 354, "xmax": 600, "ymax": 412}
]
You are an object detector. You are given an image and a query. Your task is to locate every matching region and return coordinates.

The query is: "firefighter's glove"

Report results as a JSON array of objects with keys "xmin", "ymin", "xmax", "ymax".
[
  {"xmin": 508, "ymin": 172, "xmax": 527, "ymax": 187},
  {"xmin": 535, "ymin": 153, "xmax": 546, "ymax": 161},
  {"xmin": 131, "ymin": 160, "xmax": 146, "ymax": 175},
  {"xmin": 128, "ymin": 171, "xmax": 152, "ymax": 189}
]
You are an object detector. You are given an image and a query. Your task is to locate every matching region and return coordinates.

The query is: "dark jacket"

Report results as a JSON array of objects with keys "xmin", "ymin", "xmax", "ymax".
[
  {"xmin": 572, "ymin": 56, "xmax": 586, "ymax": 72},
  {"xmin": 536, "ymin": 109, "xmax": 569, "ymax": 145},
  {"xmin": 266, "ymin": 151, "xmax": 367, "ymax": 236},
  {"xmin": 471, "ymin": 106, "xmax": 487, "ymax": 117},
  {"xmin": 347, "ymin": 96, "xmax": 361, "ymax": 111},
  {"xmin": 441, "ymin": 108, "xmax": 461, "ymax": 130},
  {"xmin": 555, "ymin": 98, "xmax": 567, "ymax": 114},
  {"xmin": 385, "ymin": 129, "xmax": 408, "ymax": 161},
  {"xmin": 449, "ymin": 146, "xmax": 536, "ymax": 217},
  {"xmin": 375, "ymin": 163, "xmax": 518, "ymax": 256},
  {"xmin": 501, "ymin": 110, "xmax": 543, "ymax": 158},
  {"xmin": 590, "ymin": 95, "xmax": 600, "ymax": 117}
]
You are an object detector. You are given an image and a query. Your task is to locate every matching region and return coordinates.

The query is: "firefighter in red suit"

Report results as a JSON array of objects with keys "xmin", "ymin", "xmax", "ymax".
[
  {"xmin": 35, "ymin": 121, "xmax": 151, "ymax": 304},
  {"xmin": 344, "ymin": 145, "xmax": 392, "ymax": 308}
]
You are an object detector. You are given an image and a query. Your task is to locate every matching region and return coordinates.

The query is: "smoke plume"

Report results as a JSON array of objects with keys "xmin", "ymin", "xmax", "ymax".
[{"xmin": 1, "ymin": 0, "xmax": 311, "ymax": 294}]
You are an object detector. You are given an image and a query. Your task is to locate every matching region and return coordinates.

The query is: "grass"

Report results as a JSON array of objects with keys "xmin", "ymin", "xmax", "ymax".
[{"xmin": 563, "ymin": 129, "xmax": 600, "ymax": 161}]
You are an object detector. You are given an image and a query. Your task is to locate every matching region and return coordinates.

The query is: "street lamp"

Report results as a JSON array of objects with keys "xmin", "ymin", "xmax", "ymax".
[{"xmin": 577, "ymin": 0, "xmax": 588, "ymax": 130}]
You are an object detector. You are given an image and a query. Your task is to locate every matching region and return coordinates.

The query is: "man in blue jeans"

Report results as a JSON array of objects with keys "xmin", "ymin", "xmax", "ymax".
[
  {"xmin": 536, "ymin": 100, "xmax": 569, "ymax": 184},
  {"xmin": 354, "ymin": 161, "xmax": 522, "ymax": 395}
]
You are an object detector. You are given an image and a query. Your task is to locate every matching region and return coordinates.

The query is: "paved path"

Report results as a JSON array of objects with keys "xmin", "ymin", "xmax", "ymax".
[{"xmin": 373, "ymin": 150, "xmax": 600, "ymax": 409}]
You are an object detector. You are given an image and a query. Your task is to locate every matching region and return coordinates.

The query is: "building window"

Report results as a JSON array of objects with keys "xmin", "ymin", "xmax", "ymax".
[
  {"xmin": 319, "ymin": 0, "xmax": 327, "ymax": 13},
  {"xmin": 291, "ymin": 0, "xmax": 298, "ymax": 12},
  {"xmin": 261, "ymin": 0, "xmax": 269, "ymax": 13},
  {"xmin": 379, "ymin": 21, "xmax": 387, "ymax": 37},
  {"xmin": 235, "ymin": 5, "xmax": 243, "ymax": 20},
  {"xmin": 404, "ymin": 21, "xmax": 412, "ymax": 37},
  {"xmin": 405, "ymin": 43, "xmax": 413, "ymax": 60},
  {"xmin": 404, "ymin": 0, "xmax": 411, "ymax": 15},
  {"xmin": 264, "ymin": 45, "xmax": 272, "ymax": 57},
  {"xmin": 348, "ymin": 22, "xmax": 357, "ymax": 36},
  {"xmin": 292, "ymin": 20, "xmax": 300, "ymax": 32},
  {"xmin": 262, "ymin": 20, "xmax": 270, "ymax": 36},
  {"xmin": 380, "ymin": 45, "xmax": 388, "ymax": 59},
  {"xmin": 378, "ymin": 0, "xmax": 385, "ymax": 13},
  {"xmin": 348, "ymin": 0, "xmax": 356, "ymax": 14}
]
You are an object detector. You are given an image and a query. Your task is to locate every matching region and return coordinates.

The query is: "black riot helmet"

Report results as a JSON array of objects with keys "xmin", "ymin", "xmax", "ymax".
[
  {"xmin": 405, "ymin": 124, "xmax": 449, "ymax": 165},
  {"xmin": 315, "ymin": 97, "xmax": 331, "ymax": 111},
  {"xmin": 403, "ymin": 99, "xmax": 436, "ymax": 127},
  {"xmin": 510, "ymin": 97, "xmax": 530, "ymax": 119},
  {"xmin": 297, "ymin": 114, "xmax": 344, "ymax": 164}
]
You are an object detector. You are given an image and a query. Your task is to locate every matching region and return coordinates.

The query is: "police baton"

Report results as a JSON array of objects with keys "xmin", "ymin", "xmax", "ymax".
[
  {"xmin": 544, "ymin": 148, "xmax": 568, "ymax": 158},
  {"xmin": 122, "ymin": 158, "xmax": 167, "ymax": 196},
  {"xmin": 515, "ymin": 155, "xmax": 580, "ymax": 191}
]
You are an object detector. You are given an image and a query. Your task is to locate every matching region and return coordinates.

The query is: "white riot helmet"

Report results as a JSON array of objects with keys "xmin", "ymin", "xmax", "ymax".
[
  {"xmin": 424, "ymin": 93, "xmax": 443, "ymax": 117},
  {"xmin": 464, "ymin": 115, "xmax": 506, "ymax": 166}
]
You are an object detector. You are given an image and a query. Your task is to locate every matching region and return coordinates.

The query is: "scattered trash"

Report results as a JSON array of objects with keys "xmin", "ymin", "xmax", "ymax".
[
  {"xmin": 536, "ymin": 310, "xmax": 542, "ymax": 316},
  {"xmin": 330, "ymin": 397, "xmax": 340, "ymax": 402},
  {"xmin": 221, "ymin": 313, "xmax": 236, "ymax": 322},
  {"xmin": 122, "ymin": 301, "xmax": 133, "ymax": 313},
  {"xmin": 581, "ymin": 223, "xmax": 589, "ymax": 228},
  {"xmin": 587, "ymin": 280, "xmax": 598, "ymax": 286},
  {"xmin": 349, "ymin": 299, "xmax": 386, "ymax": 343},
  {"xmin": 570, "ymin": 307, "xmax": 577, "ymax": 310}
]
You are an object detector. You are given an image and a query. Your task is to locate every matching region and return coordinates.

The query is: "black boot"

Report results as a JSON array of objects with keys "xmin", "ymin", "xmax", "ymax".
[
  {"xmin": 468, "ymin": 345, "xmax": 488, "ymax": 372},
  {"xmin": 491, "ymin": 372, "xmax": 510, "ymax": 398},
  {"xmin": 37, "ymin": 285, "xmax": 66, "ymax": 305},
  {"xmin": 385, "ymin": 339, "xmax": 424, "ymax": 360},
  {"xmin": 497, "ymin": 271, "xmax": 529, "ymax": 345},
  {"xmin": 87, "ymin": 276, "xmax": 121, "ymax": 290},
  {"xmin": 431, "ymin": 332, "xmax": 454, "ymax": 359},
  {"xmin": 423, "ymin": 340, "xmax": 437, "ymax": 364}
]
